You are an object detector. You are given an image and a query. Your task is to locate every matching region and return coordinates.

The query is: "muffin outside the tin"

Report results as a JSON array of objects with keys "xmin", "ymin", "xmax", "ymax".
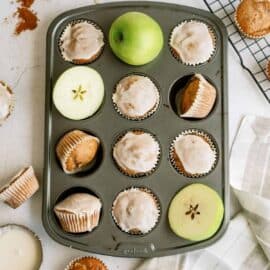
[
  {"xmin": 170, "ymin": 130, "xmax": 217, "ymax": 178},
  {"xmin": 179, "ymin": 74, "xmax": 217, "ymax": 119},
  {"xmin": 0, "ymin": 166, "xmax": 39, "ymax": 209},
  {"xmin": 112, "ymin": 187, "xmax": 160, "ymax": 235},
  {"xmin": 235, "ymin": 0, "xmax": 270, "ymax": 39},
  {"xmin": 56, "ymin": 130, "xmax": 100, "ymax": 174},
  {"xmin": 0, "ymin": 81, "xmax": 15, "ymax": 126},
  {"xmin": 113, "ymin": 74, "xmax": 160, "ymax": 120},
  {"xmin": 59, "ymin": 20, "xmax": 105, "ymax": 64},
  {"xmin": 54, "ymin": 193, "xmax": 102, "ymax": 234},
  {"xmin": 169, "ymin": 20, "xmax": 216, "ymax": 65},
  {"xmin": 113, "ymin": 130, "xmax": 160, "ymax": 177},
  {"xmin": 266, "ymin": 60, "xmax": 270, "ymax": 80},
  {"xmin": 65, "ymin": 256, "xmax": 108, "ymax": 270}
]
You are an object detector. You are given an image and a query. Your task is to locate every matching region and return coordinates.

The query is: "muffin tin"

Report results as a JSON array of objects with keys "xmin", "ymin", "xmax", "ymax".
[{"xmin": 43, "ymin": 1, "xmax": 229, "ymax": 257}]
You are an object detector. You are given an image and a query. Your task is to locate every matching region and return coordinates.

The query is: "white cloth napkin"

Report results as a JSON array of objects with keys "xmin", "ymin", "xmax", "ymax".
[{"xmin": 137, "ymin": 116, "xmax": 270, "ymax": 270}]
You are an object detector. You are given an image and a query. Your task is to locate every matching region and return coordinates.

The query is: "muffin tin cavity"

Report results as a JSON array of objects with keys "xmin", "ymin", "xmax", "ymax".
[
  {"xmin": 55, "ymin": 129, "xmax": 104, "ymax": 177},
  {"xmin": 169, "ymin": 74, "xmax": 217, "ymax": 120},
  {"xmin": 44, "ymin": 1, "xmax": 228, "ymax": 258}
]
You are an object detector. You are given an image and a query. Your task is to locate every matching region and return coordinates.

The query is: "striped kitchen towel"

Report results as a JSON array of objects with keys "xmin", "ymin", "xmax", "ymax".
[{"xmin": 137, "ymin": 116, "xmax": 270, "ymax": 270}]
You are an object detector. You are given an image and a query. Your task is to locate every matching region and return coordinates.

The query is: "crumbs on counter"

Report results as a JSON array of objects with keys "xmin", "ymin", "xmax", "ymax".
[{"xmin": 14, "ymin": 0, "xmax": 38, "ymax": 35}]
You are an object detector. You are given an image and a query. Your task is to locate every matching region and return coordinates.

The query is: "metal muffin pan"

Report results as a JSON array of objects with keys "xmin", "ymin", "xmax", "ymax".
[{"xmin": 43, "ymin": 1, "xmax": 229, "ymax": 258}]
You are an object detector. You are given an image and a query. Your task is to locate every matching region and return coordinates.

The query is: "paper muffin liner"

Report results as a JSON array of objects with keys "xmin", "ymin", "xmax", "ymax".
[
  {"xmin": 112, "ymin": 129, "xmax": 161, "ymax": 178},
  {"xmin": 169, "ymin": 20, "xmax": 217, "ymax": 66},
  {"xmin": 112, "ymin": 74, "xmax": 160, "ymax": 121},
  {"xmin": 54, "ymin": 208, "xmax": 101, "ymax": 233},
  {"xmin": 169, "ymin": 129, "xmax": 218, "ymax": 178},
  {"xmin": 56, "ymin": 130, "xmax": 100, "ymax": 174},
  {"xmin": 0, "ymin": 166, "xmax": 39, "ymax": 209},
  {"xmin": 65, "ymin": 256, "xmax": 108, "ymax": 270},
  {"xmin": 0, "ymin": 81, "xmax": 15, "ymax": 126},
  {"xmin": 58, "ymin": 19, "xmax": 105, "ymax": 64},
  {"xmin": 111, "ymin": 187, "xmax": 161, "ymax": 235},
  {"xmin": 266, "ymin": 60, "xmax": 270, "ymax": 80},
  {"xmin": 180, "ymin": 74, "xmax": 217, "ymax": 119},
  {"xmin": 234, "ymin": 5, "xmax": 269, "ymax": 39}
]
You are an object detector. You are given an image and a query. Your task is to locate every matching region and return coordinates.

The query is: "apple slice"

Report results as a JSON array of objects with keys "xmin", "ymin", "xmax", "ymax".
[
  {"xmin": 53, "ymin": 66, "xmax": 104, "ymax": 120},
  {"xmin": 168, "ymin": 183, "xmax": 224, "ymax": 241}
]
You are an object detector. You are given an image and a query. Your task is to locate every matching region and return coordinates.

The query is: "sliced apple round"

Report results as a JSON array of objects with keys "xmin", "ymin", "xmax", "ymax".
[
  {"xmin": 168, "ymin": 183, "xmax": 224, "ymax": 241},
  {"xmin": 53, "ymin": 66, "xmax": 104, "ymax": 120}
]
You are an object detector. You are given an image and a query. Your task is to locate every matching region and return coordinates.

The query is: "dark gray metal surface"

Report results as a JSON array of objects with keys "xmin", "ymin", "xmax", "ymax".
[{"xmin": 43, "ymin": 1, "xmax": 229, "ymax": 258}]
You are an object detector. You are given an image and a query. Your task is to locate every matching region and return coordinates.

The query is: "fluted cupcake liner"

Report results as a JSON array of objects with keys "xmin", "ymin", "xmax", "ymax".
[
  {"xmin": 111, "ymin": 187, "xmax": 161, "ymax": 235},
  {"xmin": 180, "ymin": 74, "xmax": 217, "ymax": 119},
  {"xmin": 112, "ymin": 73, "xmax": 160, "ymax": 121},
  {"xmin": 169, "ymin": 129, "xmax": 218, "ymax": 178},
  {"xmin": 112, "ymin": 129, "xmax": 161, "ymax": 178},
  {"xmin": 0, "ymin": 81, "xmax": 15, "ymax": 126},
  {"xmin": 58, "ymin": 19, "xmax": 105, "ymax": 64},
  {"xmin": 65, "ymin": 256, "xmax": 108, "ymax": 270},
  {"xmin": 169, "ymin": 20, "xmax": 217, "ymax": 66},
  {"xmin": 54, "ymin": 209, "xmax": 100, "ymax": 233},
  {"xmin": 56, "ymin": 130, "xmax": 100, "ymax": 174},
  {"xmin": 0, "ymin": 166, "xmax": 39, "ymax": 209},
  {"xmin": 234, "ymin": 8, "xmax": 268, "ymax": 39}
]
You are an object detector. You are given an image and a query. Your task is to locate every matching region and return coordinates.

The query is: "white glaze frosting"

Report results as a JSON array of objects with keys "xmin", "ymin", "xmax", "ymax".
[
  {"xmin": 174, "ymin": 134, "xmax": 215, "ymax": 174},
  {"xmin": 113, "ymin": 132, "xmax": 160, "ymax": 173},
  {"xmin": 170, "ymin": 21, "xmax": 215, "ymax": 65},
  {"xmin": 113, "ymin": 75, "xmax": 159, "ymax": 118},
  {"xmin": 0, "ymin": 82, "xmax": 13, "ymax": 122},
  {"xmin": 112, "ymin": 189, "xmax": 159, "ymax": 233},
  {"xmin": 54, "ymin": 193, "xmax": 102, "ymax": 215},
  {"xmin": 0, "ymin": 225, "xmax": 42, "ymax": 270},
  {"xmin": 60, "ymin": 21, "xmax": 104, "ymax": 62}
]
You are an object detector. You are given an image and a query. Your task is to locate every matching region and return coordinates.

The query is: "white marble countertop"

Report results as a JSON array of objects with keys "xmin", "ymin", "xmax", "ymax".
[{"xmin": 0, "ymin": 0, "xmax": 269, "ymax": 269}]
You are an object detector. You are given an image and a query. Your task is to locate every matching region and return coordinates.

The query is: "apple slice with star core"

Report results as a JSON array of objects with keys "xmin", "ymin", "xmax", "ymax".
[
  {"xmin": 53, "ymin": 66, "xmax": 104, "ymax": 120},
  {"xmin": 109, "ymin": 12, "xmax": 164, "ymax": 65},
  {"xmin": 168, "ymin": 183, "xmax": 224, "ymax": 241}
]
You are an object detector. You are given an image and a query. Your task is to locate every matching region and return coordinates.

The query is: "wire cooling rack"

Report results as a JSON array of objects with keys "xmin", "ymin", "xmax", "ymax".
[{"xmin": 203, "ymin": 0, "xmax": 270, "ymax": 102}]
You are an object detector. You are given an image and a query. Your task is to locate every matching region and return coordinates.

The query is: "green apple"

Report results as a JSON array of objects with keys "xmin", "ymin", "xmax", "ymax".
[
  {"xmin": 168, "ymin": 183, "xmax": 224, "ymax": 241},
  {"xmin": 109, "ymin": 12, "xmax": 164, "ymax": 65}
]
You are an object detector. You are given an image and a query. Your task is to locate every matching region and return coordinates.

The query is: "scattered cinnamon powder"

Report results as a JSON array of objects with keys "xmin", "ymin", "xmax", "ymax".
[
  {"xmin": 17, "ymin": 0, "xmax": 35, "ymax": 8},
  {"xmin": 15, "ymin": 7, "xmax": 38, "ymax": 35}
]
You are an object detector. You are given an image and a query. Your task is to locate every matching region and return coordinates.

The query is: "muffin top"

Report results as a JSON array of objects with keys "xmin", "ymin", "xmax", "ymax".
[
  {"xmin": 174, "ymin": 134, "xmax": 215, "ymax": 174},
  {"xmin": 54, "ymin": 193, "xmax": 102, "ymax": 215},
  {"xmin": 60, "ymin": 21, "xmax": 104, "ymax": 62},
  {"xmin": 0, "ymin": 81, "xmax": 13, "ymax": 124},
  {"xmin": 113, "ymin": 131, "xmax": 160, "ymax": 174},
  {"xmin": 112, "ymin": 188, "xmax": 159, "ymax": 234},
  {"xmin": 170, "ymin": 21, "xmax": 215, "ymax": 65},
  {"xmin": 113, "ymin": 75, "xmax": 159, "ymax": 119},
  {"xmin": 56, "ymin": 130, "xmax": 100, "ymax": 174},
  {"xmin": 67, "ymin": 257, "xmax": 108, "ymax": 270},
  {"xmin": 235, "ymin": 0, "xmax": 270, "ymax": 38}
]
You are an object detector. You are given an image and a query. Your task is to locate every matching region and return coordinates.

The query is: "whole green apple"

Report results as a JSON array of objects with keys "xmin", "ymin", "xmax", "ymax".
[{"xmin": 109, "ymin": 12, "xmax": 164, "ymax": 65}]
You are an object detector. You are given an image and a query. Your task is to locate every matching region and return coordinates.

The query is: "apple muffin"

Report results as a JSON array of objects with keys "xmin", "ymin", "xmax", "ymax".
[
  {"xmin": 113, "ymin": 74, "xmax": 160, "ymax": 120},
  {"xmin": 65, "ymin": 256, "xmax": 108, "ymax": 270}
]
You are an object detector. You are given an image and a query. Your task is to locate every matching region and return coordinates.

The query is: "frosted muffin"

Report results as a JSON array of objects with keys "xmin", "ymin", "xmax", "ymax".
[
  {"xmin": 170, "ymin": 130, "xmax": 217, "ymax": 177},
  {"xmin": 113, "ymin": 130, "xmax": 160, "ymax": 177},
  {"xmin": 113, "ymin": 75, "xmax": 160, "ymax": 120},
  {"xmin": 112, "ymin": 188, "xmax": 160, "ymax": 234},
  {"xmin": 179, "ymin": 74, "xmax": 217, "ymax": 119},
  {"xmin": 235, "ymin": 0, "xmax": 270, "ymax": 39},
  {"xmin": 65, "ymin": 256, "xmax": 108, "ymax": 270},
  {"xmin": 59, "ymin": 20, "xmax": 104, "ymax": 64},
  {"xmin": 0, "ymin": 81, "xmax": 14, "ymax": 125},
  {"xmin": 0, "ymin": 166, "xmax": 39, "ymax": 209},
  {"xmin": 170, "ymin": 21, "xmax": 215, "ymax": 65},
  {"xmin": 54, "ymin": 193, "xmax": 102, "ymax": 233},
  {"xmin": 56, "ymin": 130, "xmax": 100, "ymax": 174}
]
